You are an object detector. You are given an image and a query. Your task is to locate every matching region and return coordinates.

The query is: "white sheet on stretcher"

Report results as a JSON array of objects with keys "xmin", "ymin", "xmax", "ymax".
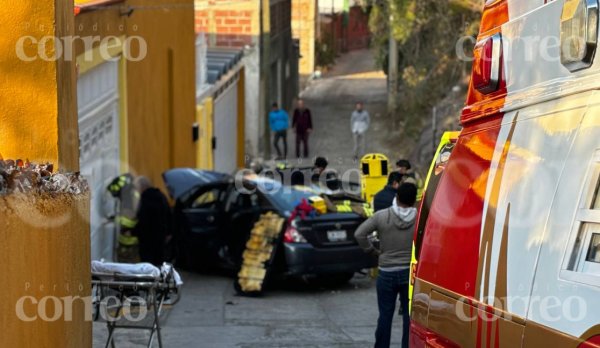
[{"xmin": 92, "ymin": 260, "xmax": 183, "ymax": 286}]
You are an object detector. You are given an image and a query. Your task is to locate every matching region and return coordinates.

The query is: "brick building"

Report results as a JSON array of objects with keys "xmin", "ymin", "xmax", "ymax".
[{"xmin": 195, "ymin": 0, "xmax": 299, "ymax": 160}]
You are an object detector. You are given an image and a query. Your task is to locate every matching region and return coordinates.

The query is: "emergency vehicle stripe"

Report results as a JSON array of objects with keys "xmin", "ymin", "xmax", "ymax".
[
  {"xmin": 475, "ymin": 117, "xmax": 516, "ymax": 301},
  {"xmin": 493, "ymin": 204, "xmax": 510, "ymax": 311}
]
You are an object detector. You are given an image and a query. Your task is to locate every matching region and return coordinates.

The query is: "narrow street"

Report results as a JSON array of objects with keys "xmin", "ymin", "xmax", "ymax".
[
  {"xmin": 284, "ymin": 49, "xmax": 401, "ymax": 174},
  {"xmin": 93, "ymin": 49, "xmax": 405, "ymax": 347},
  {"xmin": 93, "ymin": 272, "xmax": 403, "ymax": 347}
]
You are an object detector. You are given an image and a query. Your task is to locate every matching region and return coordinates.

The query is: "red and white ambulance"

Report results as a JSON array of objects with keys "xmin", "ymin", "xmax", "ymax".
[{"xmin": 410, "ymin": 0, "xmax": 600, "ymax": 346}]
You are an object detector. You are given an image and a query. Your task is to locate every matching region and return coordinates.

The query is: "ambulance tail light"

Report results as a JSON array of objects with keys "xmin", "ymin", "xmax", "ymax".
[
  {"xmin": 472, "ymin": 33, "xmax": 503, "ymax": 94},
  {"xmin": 561, "ymin": 0, "xmax": 599, "ymax": 71}
]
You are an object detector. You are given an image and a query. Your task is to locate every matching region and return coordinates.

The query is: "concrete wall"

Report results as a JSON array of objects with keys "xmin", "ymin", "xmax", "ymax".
[
  {"xmin": 292, "ymin": 0, "xmax": 316, "ymax": 89},
  {"xmin": 243, "ymin": 46, "xmax": 261, "ymax": 159},
  {"xmin": 274, "ymin": 0, "xmax": 299, "ymax": 110}
]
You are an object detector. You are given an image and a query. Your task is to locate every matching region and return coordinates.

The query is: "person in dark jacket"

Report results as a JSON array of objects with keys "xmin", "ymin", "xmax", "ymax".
[
  {"xmin": 395, "ymin": 159, "xmax": 417, "ymax": 185},
  {"xmin": 132, "ymin": 176, "xmax": 172, "ymax": 266},
  {"xmin": 355, "ymin": 183, "xmax": 417, "ymax": 348},
  {"xmin": 292, "ymin": 98, "xmax": 313, "ymax": 158},
  {"xmin": 372, "ymin": 172, "xmax": 404, "ymax": 212}
]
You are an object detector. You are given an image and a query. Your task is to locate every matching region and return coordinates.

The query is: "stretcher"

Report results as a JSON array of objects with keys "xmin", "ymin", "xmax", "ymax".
[{"xmin": 91, "ymin": 261, "xmax": 183, "ymax": 348}]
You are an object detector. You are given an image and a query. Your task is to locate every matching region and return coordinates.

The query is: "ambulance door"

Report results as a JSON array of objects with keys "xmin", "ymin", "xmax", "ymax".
[{"xmin": 524, "ymin": 97, "xmax": 600, "ymax": 346}]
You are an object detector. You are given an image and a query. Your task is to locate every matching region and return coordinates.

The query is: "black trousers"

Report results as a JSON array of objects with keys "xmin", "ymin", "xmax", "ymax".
[
  {"xmin": 295, "ymin": 131, "xmax": 309, "ymax": 158},
  {"xmin": 273, "ymin": 130, "xmax": 287, "ymax": 158}
]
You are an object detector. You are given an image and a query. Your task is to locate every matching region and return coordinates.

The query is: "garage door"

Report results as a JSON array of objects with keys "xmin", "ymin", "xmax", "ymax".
[
  {"xmin": 213, "ymin": 78, "xmax": 239, "ymax": 173},
  {"xmin": 78, "ymin": 61, "xmax": 120, "ymax": 261}
]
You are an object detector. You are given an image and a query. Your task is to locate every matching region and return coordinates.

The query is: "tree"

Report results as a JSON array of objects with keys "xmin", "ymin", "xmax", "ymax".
[{"xmin": 367, "ymin": 0, "xmax": 481, "ymax": 132}]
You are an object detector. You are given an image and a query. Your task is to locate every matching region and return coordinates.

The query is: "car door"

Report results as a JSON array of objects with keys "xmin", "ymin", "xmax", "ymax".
[
  {"xmin": 180, "ymin": 183, "xmax": 229, "ymax": 242},
  {"xmin": 224, "ymin": 188, "xmax": 277, "ymax": 264}
]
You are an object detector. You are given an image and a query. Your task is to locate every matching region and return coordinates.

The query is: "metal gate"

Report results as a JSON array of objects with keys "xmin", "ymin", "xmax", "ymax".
[
  {"xmin": 213, "ymin": 77, "xmax": 239, "ymax": 173},
  {"xmin": 77, "ymin": 61, "xmax": 121, "ymax": 261}
]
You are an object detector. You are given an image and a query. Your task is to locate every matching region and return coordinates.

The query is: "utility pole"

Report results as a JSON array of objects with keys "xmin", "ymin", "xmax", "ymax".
[{"xmin": 387, "ymin": 2, "xmax": 398, "ymax": 122}]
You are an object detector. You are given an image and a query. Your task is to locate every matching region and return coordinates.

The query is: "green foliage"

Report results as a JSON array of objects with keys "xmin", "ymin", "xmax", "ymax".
[{"xmin": 366, "ymin": 0, "xmax": 481, "ymax": 134}]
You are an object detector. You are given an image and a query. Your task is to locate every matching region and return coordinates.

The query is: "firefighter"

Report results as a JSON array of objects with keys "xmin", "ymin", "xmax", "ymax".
[
  {"xmin": 107, "ymin": 173, "xmax": 140, "ymax": 263},
  {"xmin": 132, "ymin": 176, "xmax": 172, "ymax": 266}
]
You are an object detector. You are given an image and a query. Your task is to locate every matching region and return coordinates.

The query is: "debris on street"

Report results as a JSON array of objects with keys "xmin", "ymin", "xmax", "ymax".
[{"xmin": 0, "ymin": 159, "xmax": 88, "ymax": 195}]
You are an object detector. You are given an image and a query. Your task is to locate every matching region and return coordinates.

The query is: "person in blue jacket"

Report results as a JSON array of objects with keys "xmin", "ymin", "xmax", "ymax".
[{"xmin": 269, "ymin": 102, "xmax": 290, "ymax": 159}]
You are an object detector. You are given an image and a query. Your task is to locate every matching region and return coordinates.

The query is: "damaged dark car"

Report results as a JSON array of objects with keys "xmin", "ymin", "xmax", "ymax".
[{"xmin": 163, "ymin": 168, "xmax": 377, "ymax": 285}]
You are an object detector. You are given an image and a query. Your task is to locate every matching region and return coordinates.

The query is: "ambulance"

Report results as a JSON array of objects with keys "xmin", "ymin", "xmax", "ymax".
[{"xmin": 410, "ymin": 0, "xmax": 600, "ymax": 346}]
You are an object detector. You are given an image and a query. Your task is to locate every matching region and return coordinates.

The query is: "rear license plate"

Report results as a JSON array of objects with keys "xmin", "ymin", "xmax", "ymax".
[{"xmin": 327, "ymin": 230, "xmax": 347, "ymax": 242}]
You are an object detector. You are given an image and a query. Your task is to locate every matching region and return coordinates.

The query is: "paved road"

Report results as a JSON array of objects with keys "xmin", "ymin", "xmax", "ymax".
[
  {"xmin": 93, "ymin": 272, "xmax": 404, "ymax": 347},
  {"xmin": 280, "ymin": 49, "xmax": 398, "ymax": 176},
  {"xmin": 93, "ymin": 49, "xmax": 407, "ymax": 347}
]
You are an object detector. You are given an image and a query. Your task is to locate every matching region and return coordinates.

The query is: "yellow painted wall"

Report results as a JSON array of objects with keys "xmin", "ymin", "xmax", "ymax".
[
  {"xmin": 197, "ymin": 98, "xmax": 214, "ymax": 170},
  {"xmin": 0, "ymin": 0, "xmax": 78, "ymax": 169},
  {"xmin": 0, "ymin": 194, "xmax": 91, "ymax": 348},
  {"xmin": 126, "ymin": 0, "xmax": 197, "ymax": 187},
  {"xmin": 0, "ymin": 1, "xmax": 90, "ymax": 346},
  {"xmin": 75, "ymin": 0, "xmax": 197, "ymax": 189}
]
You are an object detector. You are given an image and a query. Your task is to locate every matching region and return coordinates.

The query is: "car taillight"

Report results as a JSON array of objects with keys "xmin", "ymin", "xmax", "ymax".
[
  {"xmin": 472, "ymin": 33, "xmax": 502, "ymax": 94},
  {"xmin": 283, "ymin": 222, "xmax": 307, "ymax": 243}
]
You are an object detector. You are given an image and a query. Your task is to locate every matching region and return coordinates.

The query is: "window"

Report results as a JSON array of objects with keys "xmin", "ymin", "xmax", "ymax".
[
  {"xmin": 191, "ymin": 188, "xmax": 224, "ymax": 209},
  {"xmin": 586, "ymin": 233, "xmax": 600, "ymax": 263},
  {"xmin": 562, "ymin": 150, "xmax": 600, "ymax": 285}
]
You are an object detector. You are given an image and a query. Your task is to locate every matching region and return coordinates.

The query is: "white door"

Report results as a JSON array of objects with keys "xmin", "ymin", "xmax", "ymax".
[
  {"xmin": 77, "ymin": 61, "xmax": 121, "ymax": 261},
  {"xmin": 213, "ymin": 79, "xmax": 239, "ymax": 173}
]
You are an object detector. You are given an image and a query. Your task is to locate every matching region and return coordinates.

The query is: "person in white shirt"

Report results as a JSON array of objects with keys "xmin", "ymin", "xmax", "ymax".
[{"xmin": 351, "ymin": 102, "xmax": 370, "ymax": 160}]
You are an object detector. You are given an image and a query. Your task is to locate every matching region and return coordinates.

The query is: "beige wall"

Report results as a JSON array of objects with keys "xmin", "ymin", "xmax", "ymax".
[{"xmin": 292, "ymin": 0, "xmax": 316, "ymax": 87}]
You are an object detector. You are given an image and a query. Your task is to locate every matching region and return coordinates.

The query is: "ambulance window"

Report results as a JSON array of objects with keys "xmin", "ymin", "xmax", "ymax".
[
  {"xmin": 586, "ymin": 234, "xmax": 600, "ymax": 263},
  {"xmin": 562, "ymin": 151, "xmax": 600, "ymax": 284},
  {"xmin": 592, "ymin": 179, "xmax": 600, "ymax": 209}
]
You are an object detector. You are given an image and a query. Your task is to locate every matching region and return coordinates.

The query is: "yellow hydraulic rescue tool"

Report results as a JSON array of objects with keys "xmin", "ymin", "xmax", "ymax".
[{"xmin": 360, "ymin": 154, "xmax": 390, "ymax": 205}]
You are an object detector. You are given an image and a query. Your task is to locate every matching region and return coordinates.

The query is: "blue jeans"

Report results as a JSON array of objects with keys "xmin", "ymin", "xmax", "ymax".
[{"xmin": 375, "ymin": 269, "xmax": 410, "ymax": 348}]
